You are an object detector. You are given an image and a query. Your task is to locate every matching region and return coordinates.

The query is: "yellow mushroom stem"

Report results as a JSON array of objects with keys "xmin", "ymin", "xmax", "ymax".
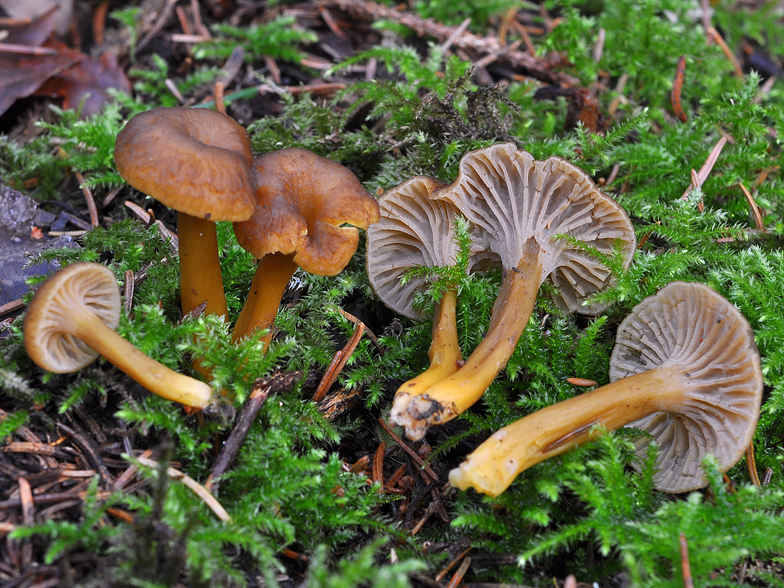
[
  {"xmin": 407, "ymin": 289, "xmax": 462, "ymax": 392},
  {"xmin": 391, "ymin": 289, "xmax": 462, "ymax": 416},
  {"xmin": 71, "ymin": 301, "xmax": 214, "ymax": 408},
  {"xmin": 178, "ymin": 212, "xmax": 229, "ymax": 319},
  {"xmin": 449, "ymin": 364, "xmax": 685, "ymax": 496},
  {"xmin": 393, "ymin": 240, "xmax": 544, "ymax": 441},
  {"xmin": 231, "ymin": 252, "xmax": 299, "ymax": 348}
]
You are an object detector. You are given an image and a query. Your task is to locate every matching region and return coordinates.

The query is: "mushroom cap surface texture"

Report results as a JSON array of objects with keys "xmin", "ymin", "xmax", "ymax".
[
  {"xmin": 366, "ymin": 176, "xmax": 461, "ymax": 319},
  {"xmin": 434, "ymin": 143, "xmax": 635, "ymax": 314},
  {"xmin": 610, "ymin": 281, "xmax": 763, "ymax": 493},
  {"xmin": 114, "ymin": 106, "xmax": 255, "ymax": 221},
  {"xmin": 234, "ymin": 148, "xmax": 381, "ymax": 275},
  {"xmin": 24, "ymin": 263, "xmax": 120, "ymax": 372}
]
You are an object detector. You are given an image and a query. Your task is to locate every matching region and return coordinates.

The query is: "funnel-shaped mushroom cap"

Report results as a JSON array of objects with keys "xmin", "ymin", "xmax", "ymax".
[
  {"xmin": 25, "ymin": 263, "xmax": 120, "ymax": 372},
  {"xmin": 435, "ymin": 143, "xmax": 635, "ymax": 314},
  {"xmin": 447, "ymin": 282, "xmax": 763, "ymax": 496},
  {"xmin": 369, "ymin": 176, "xmax": 472, "ymax": 415},
  {"xmin": 24, "ymin": 263, "xmax": 214, "ymax": 408},
  {"xmin": 234, "ymin": 148, "xmax": 380, "ymax": 275},
  {"xmin": 367, "ymin": 176, "xmax": 460, "ymax": 319},
  {"xmin": 389, "ymin": 145, "xmax": 636, "ymax": 441},
  {"xmin": 610, "ymin": 281, "xmax": 763, "ymax": 492},
  {"xmin": 114, "ymin": 107, "xmax": 255, "ymax": 221}
]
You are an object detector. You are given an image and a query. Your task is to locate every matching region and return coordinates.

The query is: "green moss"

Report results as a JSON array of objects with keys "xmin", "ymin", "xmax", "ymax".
[
  {"xmin": 4, "ymin": 0, "xmax": 784, "ymax": 584},
  {"xmin": 129, "ymin": 54, "xmax": 223, "ymax": 109},
  {"xmin": 195, "ymin": 16, "xmax": 318, "ymax": 64}
]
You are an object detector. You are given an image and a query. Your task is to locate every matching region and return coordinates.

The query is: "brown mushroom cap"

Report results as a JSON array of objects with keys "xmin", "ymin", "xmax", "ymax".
[
  {"xmin": 435, "ymin": 142, "xmax": 635, "ymax": 314},
  {"xmin": 234, "ymin": 148, "xmax": 380, "ymax": 275},
  {"xmin": 24, "ymin": 263, "xmax": 120, "ymax": 372},
  {"xmin": 366, "ymin": 176, "xmax": 456, "ymax": 319},
  {"xmin": 230, "ymin": 148, "xmax": 379, "ymax": 345},
  {"xmin": 114, "ymin": 106, "xmax": 255, "ymax": 221},
  {"xmin": 609, "ymin": 281, "xmax": 763, "ymax": 492}
]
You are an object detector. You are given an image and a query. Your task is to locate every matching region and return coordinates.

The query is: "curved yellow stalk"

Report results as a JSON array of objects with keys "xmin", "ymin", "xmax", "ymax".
[
  {"xmin": 178, "ymin": 212, "xmax": 229, "ymax": 319},
  {"xmin": 74, "ymin": 305, "xmax": 214, "ymax": 408},
  {"xmin": 392, "ymin": 240, "xmax": 544, "ymax": 441},
  {"xmin": 449, "ymin": 366, "xmax": 683, "ymax": 496},
  {"xmin": 390, "ymin": 289, "xmax": 461, "ymax": 418}
]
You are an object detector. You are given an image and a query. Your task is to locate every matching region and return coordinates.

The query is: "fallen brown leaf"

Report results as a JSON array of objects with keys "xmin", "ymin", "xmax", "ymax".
[
  {"xmin": 0, "ymin": 5, "xmax": 129, "ymax": 118},
  {"xmin": 1, "ymin": 4, "xmax": 58, "ymax": 46},
  {"xmin": 35, "ymin": 44, "xmax": 131, "ymax": 117},
  {"xmin": 0, "ymin": 50, "xmax": 78, "ymax": 116}
]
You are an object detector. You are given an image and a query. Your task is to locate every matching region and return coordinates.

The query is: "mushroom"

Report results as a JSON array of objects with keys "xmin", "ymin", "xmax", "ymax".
[
  {"xmin": 24, "ymin": 263, "xmax": 213, "ymax": 408},
  {"xmin": 231, "ymin": 148, "xmax": 380, "ymax": 347},
  {"xmin": 366, "ymin": 176, "xmax": 466, "ymax": 415},
  {"xmin": 449, "ymin": 281, "xmax": 764, "ymax": 496},
  {"xmin": 392, "ymin": 143, "xmax": 636, "ymax": 441},
  {"xmin": 114, "ymin": 106, "xmax": 256, "ymax": 319}
]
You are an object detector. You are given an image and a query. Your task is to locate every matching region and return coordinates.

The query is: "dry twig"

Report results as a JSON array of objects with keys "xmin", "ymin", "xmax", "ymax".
[
  {"xmin": 137, "ymin": 456, "xmax": 231, "ymax": 522},
  {"xmin": 377, "ymin": 418, "xmax": 438, "ymax": 482},
  {"xmin": 746, "ymin": 441, "xmax": 761, "ymax": 486},
  {"xmin": 706, "ymin": 27, "xmax": 744, "ymax": 80},
  {"xmin": 313, "ymin": 319, "xmax": 365, "ymax": 402},
  {"xmin": 0, "ymin": 299, "xmax": 24, "ymax": 317},
  {"xmin": 680, "ymin": 532, "xmax": 695, "ymax": 588},
  {"xmin": 681, "ymin": 135, "xmax": 728, "ymax": 200},
  {"xmin": 317, "ymin": 0, "xmax": 576, "ymax": 86},
  {"xmin": 123, "ymin": 270, "xmax": 135, "ymax": 315},
  {"xmin": 74, "ymin": 171, "xmax": 99, "ymax": 228},
  {"xmin": 671, "ymin": 55, "xmax": 688, "ymax": 122},
  {"xmin": 445, "ymin": 556, "xmax": 471, "ymax": 588},
  {"xmin": 435, "ymin": 545, "xmax": 473, "ymax": 583},
  {"xmin": 206, "ymin": 372, "xmax": 300, "ymax": 493},
  {"xmin": 372, "ymin": 441, "xmax": 386, "ymax": 492},
  {"xmin": 739, "ymin": 182, "xmax": 766, "ymax": 231}
]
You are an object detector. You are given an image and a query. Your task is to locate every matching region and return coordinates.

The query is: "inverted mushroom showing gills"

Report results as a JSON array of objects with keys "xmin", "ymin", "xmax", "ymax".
[
  {"xmin": 24, "ymin": 263, "xmax": 214, "ymax": 408},
  {"xmin": 114, "ymin": 106, "xmax": 256, "ymax": 319},
  {"xmin": 232, "ymin": 148, "xmax": 380, "ymax": 347},
  {"xmin": 392, "ymin": 143, "xmax": 636, "ymax": 441},
  {"xmin": 449, "ymin": 281, "xmax": 763, "ymax": 496},
  {"xmin": 366, "ymin": 176, "xmax": 465, "ymax": 415}
]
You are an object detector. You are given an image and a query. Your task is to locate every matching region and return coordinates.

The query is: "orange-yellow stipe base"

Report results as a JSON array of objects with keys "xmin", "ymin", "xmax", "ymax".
[{"xmin": 232, "ymin": 253, "xmax": 299, "ymax": 350}]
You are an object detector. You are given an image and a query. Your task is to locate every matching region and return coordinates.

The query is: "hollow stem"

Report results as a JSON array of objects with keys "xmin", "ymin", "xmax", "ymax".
[
  {"xmin": 390, "ymin": 288, "xmax": 462, "ymax": 422},
  {"xmin": 231, "ymin": 253, "xmax": 299, "ymax": 348},
  {"xmin": 178, "ymin": 212, "xmax": 228, "ymax": 318},
  {"xmin": 392, "ymin": 241, "xmax": 544, "ymax": 441},
  {"xmin": 449, "ymin": 365, "xmax": 685, "ymax": 496},
  {"xmin": 73, "ymin": 306, "xmax": 214, "ymax": 408}
]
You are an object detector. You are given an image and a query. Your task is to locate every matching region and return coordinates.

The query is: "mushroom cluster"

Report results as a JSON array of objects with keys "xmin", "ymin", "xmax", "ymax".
[
  {"xmin": 370, "ymin": 144, "xmax": 763, "ymax": 495},
  {"xmin": 380, "ymin": 144, "xmax": 636, "ymax": 441},
  {"xmin": 114, "ymin": 107, "xmax": 379, "ymax": 351},
  {"xmin": 24, "ymin": 107, "xmax": 379, "ymax": 411},
  {"xmin": 114, "ymin": 107, "xmax": 256, "ymax": 321},
  {"xmin": 33, "ymin": 115, "xmax": 762, "ymax": 498}
]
